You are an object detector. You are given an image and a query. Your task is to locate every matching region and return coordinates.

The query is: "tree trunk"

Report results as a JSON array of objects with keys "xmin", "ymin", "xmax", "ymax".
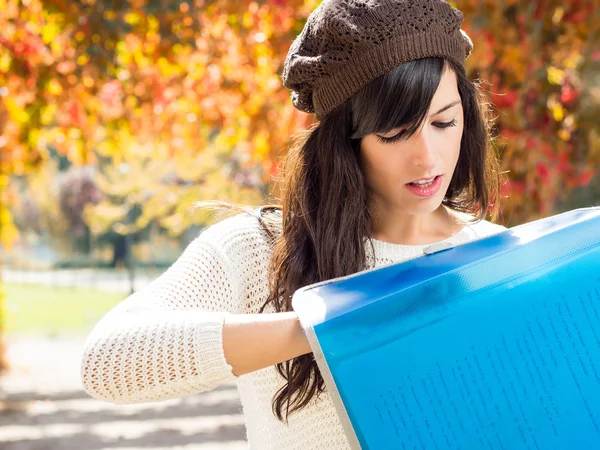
[{"xmin": 110, "ymin": 233, "xmax": 127, "ymax": 268}]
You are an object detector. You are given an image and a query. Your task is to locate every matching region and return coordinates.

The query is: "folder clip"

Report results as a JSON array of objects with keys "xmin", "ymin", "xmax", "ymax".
[{"xmin": 423, "ymin": 241, "xmax": 455, "ymax": 255}]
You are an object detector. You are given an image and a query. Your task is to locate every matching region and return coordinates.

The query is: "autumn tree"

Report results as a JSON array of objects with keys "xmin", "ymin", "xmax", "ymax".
[
  {"xmin": 458, "ymin": 0, "xmax": 600, "ymax": 223},
  {"xmin": 0, "ymin": 0, "xmax": 318, "ymax": 371}
]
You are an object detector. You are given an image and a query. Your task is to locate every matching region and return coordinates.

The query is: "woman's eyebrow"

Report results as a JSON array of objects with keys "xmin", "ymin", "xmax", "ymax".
[{"xmin": 430, "ymin": 99, "xmax": 461, "ymax": 116}]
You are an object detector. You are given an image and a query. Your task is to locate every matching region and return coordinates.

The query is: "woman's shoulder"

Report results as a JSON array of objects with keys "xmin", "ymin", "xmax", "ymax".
[
  {"xmin": 198, "ymin": 207, "xmax": 282, "ymax": 256},
  {"xmin": 451, "ymin": 210, "xmax": 508, "ymax": 240},
  {"xmin": 470, "ymin": 219, "xmax": 508, "ymax": 236},
  {"xmin": 463, "ymin": 216, "xmax": 508, "ymax": 239}
]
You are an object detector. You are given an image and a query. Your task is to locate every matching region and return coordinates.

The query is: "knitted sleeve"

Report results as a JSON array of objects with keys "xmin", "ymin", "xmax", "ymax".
[{"xmin": 80, "ymin": 218, "xmax": 245, "ymax": 404}]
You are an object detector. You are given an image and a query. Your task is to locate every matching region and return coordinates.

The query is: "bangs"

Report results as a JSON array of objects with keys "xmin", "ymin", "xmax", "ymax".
[{"xmin": 349, "ymin": 57, "xmax": 446, "ymax": 140}]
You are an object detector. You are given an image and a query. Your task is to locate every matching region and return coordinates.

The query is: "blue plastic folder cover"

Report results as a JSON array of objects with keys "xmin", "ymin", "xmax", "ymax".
[{"xmin": 292, "ymin": 207, "xmax": 600, "ymax": 450}]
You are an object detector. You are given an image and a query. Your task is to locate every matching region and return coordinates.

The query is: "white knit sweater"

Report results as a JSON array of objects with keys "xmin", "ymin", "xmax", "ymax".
[{"xmin": 81, "ymin": 210, "xmax": 508, "ymax": 449}]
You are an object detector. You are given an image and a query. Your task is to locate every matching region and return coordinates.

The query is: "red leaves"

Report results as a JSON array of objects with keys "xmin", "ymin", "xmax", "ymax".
[
  {"xmin": 66, "ymin": 100, "xmax": 84, "ymax": 126},
  {"xmin": 268, "ymin": 160, "xmax": 280, "ymax": 177},
  {"xmin": 560, "ymin": 83, "xmax": 577, "ymax": 104},
  {"xmin": 535, "ymin": 162, "xmax": 549, "ymax": 180},
  {"xmin": 1, "ymin": 0, "xmax": 598, "ymax": 232},
  {"xmin": 525, "ymin": 137, "xmax": 538, "ymax": 150},
  {"xmin": 501, "ymin": 180, "xmax": 525, "ymax": 196},
  {"xmin": 99, "ymin": 80, "xmax": 124, "ymax": 120},
  {"xmin": 562, "ymin": 10, "xmax": 588, "ymax": 24},
  {"xmin": 579, "ymin": 170, "xmax": 596, "ymax": 187},
  {"xmin": 491, "ymin": 89, "xmax": 519, "ymax": 108},
  {"xmin": 0, "ymin": 33, "xmax": 45, "ymax": 59}
]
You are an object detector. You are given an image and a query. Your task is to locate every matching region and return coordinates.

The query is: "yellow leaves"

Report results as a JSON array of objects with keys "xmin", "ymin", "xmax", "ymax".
[
  {"xmin": 10, "ymin": 158, "xmax": 26, "ymax": 176},
  {"xmin": 40, "ymin": 103, "xmax": 56, "ymax": 125},
  {"xmin": 82, "ymin": 76, "xmax": 94, "ymax": 88},
  {"xmin": 245, "ymin": 92, "xmax": 264, "ymax": 116},
  {"xmin": 0, "ymin": 173, "xmax": 9, "ymax": 193},
  {"xmin": 243, "ymin": 12, "xmax": 254, "ymax": 29},
  {"xmin": 125, "ymin": 95, "xmax": 137, "ymax": 109},
  {"xmin": 95, "ymin": 139, "xmax": 117, "ymax": 158},
  {"xmin": 160, "ymin": 213, "xmax": 186, "ymax": 236},
  {"xmin": 0, "ymin": 173, "xmax": 19, "ymax": 249},
  {"xmin": 563, "ymin": 51, "xmax": 583, "ymax": 70},
  {"xmin": 5, "ymin": 97, "xmax": 29, "ymax": 124},
  {"xmin": 558, "ymin": 130, "xmax": 571, "ymax": 141},
  {"xmin": 0, "ymin": 203, "xmax": 19, "ymax": 249},
  {"xmin": 214, "ymin": 126, "xmax": 239, "ymax": 151},
  {"xmin": 147, "ymin": 15, "xmax": 159, "ymax": 33},
  {"xmin": 132, "ymin": 50, "xmax": 151, "ymax": 69},
  {"xmin": 548, "ymin": 98, "xmax": 566, "ymax": 122},
  {"xmin": 0, "ymin": 53, "xmax": 11, "ymax": 72},
  {"xmin": 0, "ymin": 0, "xmax": 335, "ymax": 241},
  {"xmin": 116, "ymin": 40, "xmax": 132, "ymax": 65},
  {"xmin": 253, "ymin": 129, "xmax": 270, "ymax": 160},
  {"xmin": 83, "ymin": 201, "xmax": 127, "ymax": 235},
  {"xmin": 47, "ymin": 78, "xmax": 62, "ymax": 95},
  {"xmin": 124, "ymin": 12, "xmax": 141, "ymax": 26},
  {"xmin": 66, "ymin": 137, "xmax": 85, "ymax": 165},
  {"xmin": 104, "ymin": 10, "xmax": 118, "ymax": 21},
  {"xmin": 210, "ymin": 14, "xmax": 228, "ymax": 38},
  {"xmin": 76, "ymin": 54, "xmax": 89, "ymax": 66},
  {"xmin": 27, "ymin": 128, "xmax": 40, "ymax": 149},
  {"xmin": 547, "ymin": 66, "xmax": 565, "ymax": 85},
  {"xmin": 552, "ymin": 105, "xmax": 565, "ymax": 122},
  {"xmin": 137, "ymin": 185, "xmax": 191, "ymax": 232},
  {"xmin": 100, "ymin": 172, "xmax": 139, "ymax": 198},
  {"xmin": 135, "ymin": 191, "xmax": 174, "ymax": 230},
  {"xmin": 41, "ymin": 21, "xmax": 59, "ymax": 44},
  {"xmin": 157, "ymin": 57, "xmax": 185, "ymax": 77},
  {"xmin": 552, "ymin": 7, "xmax": 564, "ymax": 25},
  {"xmin": 174, "ymin": 155, "xmax": 206, "ymax": 182}
]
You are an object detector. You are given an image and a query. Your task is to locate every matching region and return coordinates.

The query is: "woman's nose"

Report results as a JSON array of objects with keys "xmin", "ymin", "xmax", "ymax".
[{"xmin": 410, "ymin": 128, "xmax": 436, "ymax": 170}]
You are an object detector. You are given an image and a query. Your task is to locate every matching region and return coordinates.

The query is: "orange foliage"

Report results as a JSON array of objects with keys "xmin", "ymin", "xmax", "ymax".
[
  {"xmin": 458, "ymin": 0, "xmax": 600, "ymax": 223},
  {"xmin": 0, "ymin": 0, "xmax": 599, "ymax": 243}
]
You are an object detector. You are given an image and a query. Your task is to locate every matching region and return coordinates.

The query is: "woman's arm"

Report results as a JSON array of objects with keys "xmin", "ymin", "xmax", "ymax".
[
  {"xmin": 223, "ymin": 311, "xmax": 311, "ymax": 376},
  {"xmin": 80, "ymin": 214, "xmax": 309, "ymax": 404}
]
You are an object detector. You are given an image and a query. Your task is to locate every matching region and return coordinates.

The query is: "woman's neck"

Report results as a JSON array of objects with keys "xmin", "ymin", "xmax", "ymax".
[{"xmin": 370, "ymin": 204, "xmax": 468, "ymax": 246}]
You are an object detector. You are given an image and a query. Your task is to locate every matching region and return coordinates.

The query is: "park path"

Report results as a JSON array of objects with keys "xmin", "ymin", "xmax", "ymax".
[{"xmin": 0, "ymin": 334, "xmax": 247, "ymax": 450}]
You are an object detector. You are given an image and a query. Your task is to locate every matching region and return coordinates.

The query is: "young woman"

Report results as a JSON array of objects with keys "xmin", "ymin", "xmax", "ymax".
[{"xmin": 81, "ymin": 1, "xmax": 508, "ymax": 448}]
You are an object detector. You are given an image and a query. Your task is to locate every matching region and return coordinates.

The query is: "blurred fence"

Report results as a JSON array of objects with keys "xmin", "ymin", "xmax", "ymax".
[
  {"xmin": 1, "ymin": 267, "xmax": 160, "ymax": 293},
  {"xmin": 1, "ymin": 226, "xmax": 190, "ymax": 293}
]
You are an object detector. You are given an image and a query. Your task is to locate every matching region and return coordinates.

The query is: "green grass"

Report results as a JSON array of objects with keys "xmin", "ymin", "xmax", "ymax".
[{"xmin": 3, "ymin": 283, "xmax": 127, "ymax": 336}]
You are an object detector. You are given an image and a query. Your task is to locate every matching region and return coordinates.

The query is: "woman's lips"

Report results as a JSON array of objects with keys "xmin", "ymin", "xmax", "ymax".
[{"xmin": 405, "ymin": 175, "xmax": 443, "ymax": 198}]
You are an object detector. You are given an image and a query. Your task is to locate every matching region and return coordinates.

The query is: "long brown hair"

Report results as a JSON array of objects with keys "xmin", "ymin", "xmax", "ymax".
[{"xmin": 201, "ymin": 57, "xmax": 501, "ymax": 422}]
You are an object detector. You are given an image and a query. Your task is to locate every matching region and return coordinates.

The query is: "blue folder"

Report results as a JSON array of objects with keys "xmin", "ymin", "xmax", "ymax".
[{"xmin": 292, "ymin": 207, "xmax": 600, "ymax": 450}]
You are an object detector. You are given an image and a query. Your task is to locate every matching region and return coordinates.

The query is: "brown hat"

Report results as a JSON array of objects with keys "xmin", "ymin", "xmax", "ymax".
[{"xmin": 282, "ymin": 0, "xmax": 473, "ymax": 120}]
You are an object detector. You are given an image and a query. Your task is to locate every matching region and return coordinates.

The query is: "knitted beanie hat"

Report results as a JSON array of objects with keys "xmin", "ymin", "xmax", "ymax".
[{"xmin": 282, "ymin": 0, "xmax": 473, "ymax": 120}]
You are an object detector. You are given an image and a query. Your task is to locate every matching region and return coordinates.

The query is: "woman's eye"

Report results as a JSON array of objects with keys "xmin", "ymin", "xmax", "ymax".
[
  {"xmin": 375, "ymin": 119, "xmax": 458, "ymax": 144},
  {"xmin": 375, "ymin": 119, "xmax": 456, "ymax": 144},
  {"xmin": 433, "ymin": 118, "xmax": 457, "ymax": 129},
  {"xmin": 375, "ymin": 130, "xmax": 407, "ymax": 144}
]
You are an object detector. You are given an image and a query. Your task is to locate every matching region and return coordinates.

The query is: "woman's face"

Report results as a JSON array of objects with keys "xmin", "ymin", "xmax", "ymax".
[{"xmin": 359, "ymin": 66, "xmax": 464, "ymax": 217}]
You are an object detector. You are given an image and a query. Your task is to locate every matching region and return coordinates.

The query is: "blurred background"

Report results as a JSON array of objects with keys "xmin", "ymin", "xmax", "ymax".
[{"xmin": 0, "ymin": 0, "xmax": 599, "ymax": 448}]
